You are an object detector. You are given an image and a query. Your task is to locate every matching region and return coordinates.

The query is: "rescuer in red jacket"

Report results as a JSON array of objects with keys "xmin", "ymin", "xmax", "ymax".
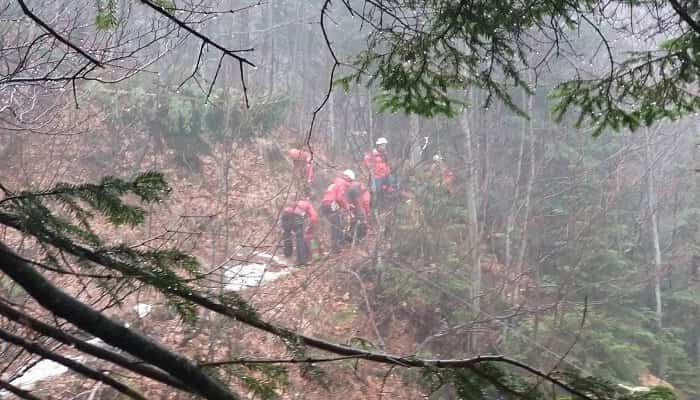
[
  {"xmin": 288, "ymin": 148, "xmax": 314, "ymax": 192},
  {"xmin": 363, "ymin": 137, "xmax": 396, "ymax": 206},
  {"xmin": 281, "ymin": 199, "xmax": 318, "ymax": 265},
  {"xmin": 321, "ymin": 169, "xmax": 355, "ymax": 252}
]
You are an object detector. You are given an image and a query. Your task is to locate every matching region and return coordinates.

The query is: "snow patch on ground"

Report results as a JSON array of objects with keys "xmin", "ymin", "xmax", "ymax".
[
  {"xmin": 7, "ymin": 360, "xmax": 69, "ymax": 391},
  {"xmin": 222, "ymin": 250, "xmax": 292, "ymax": 292},
  {"xmin": 1, "ymin": 338, "xmax": 108, "ymax": 397},
  {"xmin": 223, "ymin": 262, "xmax": 292, "ymax": 292},
  {"xmin": 133, "ymin": 303, "xmax": 153, "ymax": 318},
  {"xmin": 255, "ymin": 252, "xmax": 287, "ymax": 266}
]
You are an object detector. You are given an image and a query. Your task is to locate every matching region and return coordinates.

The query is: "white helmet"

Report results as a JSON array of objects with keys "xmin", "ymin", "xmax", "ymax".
[
  {"xmin": 376, "ymin": 137, "xmax": 388, "ymax": 145},
  {"xmin": 342, "ymin": 169, "xmax": 356, "ymax": 181},
  {"xmin": 433, "ymin": 154, "xmax": 443, "ymax": 162}
]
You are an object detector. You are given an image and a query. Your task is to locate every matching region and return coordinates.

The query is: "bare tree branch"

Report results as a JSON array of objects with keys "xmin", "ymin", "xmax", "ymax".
[
  {"xmin": 0, "ymin": 327, "xmax": 147, "ymax": 400},
  {"xmin": 0, "ymin": 224, "xmax": 594, "ymax": 400},
  {"xmin": 0, "ymin": 300, "xmax": 192, "ymax": 393},
  {"xmin": 0, "ymin": 241, "xmax": 240, "ymax": 400},
  {"xmin": 15, "ymin": 0, "xmax": 103, "ymax": 67},
  {"xmin": 306, "ymin": 0, "xmax": 341, "ymax": 156},
  {"xmin": 0, "ymin": 378, "xmax": 44, "ymax": 400},
  {"xmin": 138, "ymin": 0, "xmax": 255, "ymax": 106},
  {"xmin": 669, "ymin": 0, "xmax": 700, "ymax": 35}
]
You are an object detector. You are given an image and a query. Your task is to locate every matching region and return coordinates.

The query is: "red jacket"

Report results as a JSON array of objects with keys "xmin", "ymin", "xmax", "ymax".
[
  {"xmin": 443, "ymin": 167, "xmax": 455, "ymax": 192},
  {"xmin": 283, "ymin": 200, "xmax": 318, "ymax": 226},
  {"xmin": 321, "ymin": 176, "xmax": 352, "ymax": 209},
  {"xmin": 347, "ymin": 182, "xmax": 371, "ymax": 217},
  {"xmin": 363, "ymin": 149, "xmax": 391, "ymax": 178}
]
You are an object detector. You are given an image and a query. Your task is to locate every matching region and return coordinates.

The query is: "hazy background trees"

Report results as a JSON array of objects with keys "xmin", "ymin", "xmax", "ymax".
[{"xmin": 1, "ymin": 0, "xmax": 699, "ymax": 399}]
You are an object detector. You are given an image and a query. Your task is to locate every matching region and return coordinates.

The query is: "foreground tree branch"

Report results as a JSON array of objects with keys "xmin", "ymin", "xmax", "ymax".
[
  {"xmin": 0, "ymin": 378, "xmax": 44, "ymax": 400},
  {"xmin": 138, "ymin": 0, "xmax": 255, "ymax": 104},
  {"xmin": 0, "ymin": 242, "xmax": 241, "ymax": 400},
  {"xmin": 0, "ymin": 327, "xmax": 146, "ymax": 400},
  {"xmin": 668, "ymin": 0, "xmax": 700, "ymax": 35},
  {"xmin": 0, "ymin": 301, "xmax": 191, "ymax": 393},
  {"xmin": 0, "ymin": 222, "xmax": 593, "ymax": 400}
]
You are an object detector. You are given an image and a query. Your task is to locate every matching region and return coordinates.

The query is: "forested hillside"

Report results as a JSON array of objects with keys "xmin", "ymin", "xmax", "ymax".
[{"xmin": 0, "ymin": 1, "xmax": 699, "ymax": 399}]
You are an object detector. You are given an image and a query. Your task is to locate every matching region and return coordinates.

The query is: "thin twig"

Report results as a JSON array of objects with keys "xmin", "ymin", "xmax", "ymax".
[
  {"xmin": 16, "ymin": 0, "xmax": 103, "ymax": 67},
  {"xmin": 306, "ymin": 0, "xmax": 341, "ymax": 158},
  {"xmin": 205, "ymin": 54, "xmax": 225, "ymax": 103},
  {"xmin": 201, "ymin": 355, "xmax": 364, "ymax": 367}
]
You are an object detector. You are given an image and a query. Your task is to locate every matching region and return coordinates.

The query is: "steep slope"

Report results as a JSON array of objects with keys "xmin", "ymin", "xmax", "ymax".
[{"xmin": 0, "ymin": 125, "xmax": 425, "ymax": 399}]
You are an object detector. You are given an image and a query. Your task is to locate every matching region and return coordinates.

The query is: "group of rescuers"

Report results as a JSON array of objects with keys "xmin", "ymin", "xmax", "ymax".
[{"xmin": 281, "ymin": 137, "xmax": 454, "ymax": 265}]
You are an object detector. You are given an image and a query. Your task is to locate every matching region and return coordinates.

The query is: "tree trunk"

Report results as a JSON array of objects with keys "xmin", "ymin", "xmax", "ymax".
[
  {"xmin": 329, "ymin": 88, "xmax": 337, "ymax": 152},
  {"xmin": 460, "ymin": 98, "xmax": 481, "ymax": 339},
  {"xmin": 695, "ymin": 142, "xmax": 700, "ymax": 368},
  {"xmin": 409, "ymin": 114, "xmax": 421, "ymax": 167},
  {"xmin": 266, "ymin": 2, "xmax": 276, "ymax": 95},
  {"xmin": 505, "ymin": 127, "xmax": 525, "ymax": 269},
  {"xmin": 516, "ymin": 73, "xmax": 536, "ymax": 289},
  {"xmin": 368, "ymin": 88, "xmax": 374, "ymax": 147},
  {"xmin": 645, "ymin": 127, "xmax": 665, "ymax": 377}
]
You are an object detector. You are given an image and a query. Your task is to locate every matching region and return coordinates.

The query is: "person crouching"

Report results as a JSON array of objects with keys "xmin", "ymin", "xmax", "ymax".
[
  {"xmin": 345, "ymin": 181, "xmax": 371, "ymax": 245},
  {"xmin": 321, "ymin": 169, "xmax": 355, "ymax": 253}
]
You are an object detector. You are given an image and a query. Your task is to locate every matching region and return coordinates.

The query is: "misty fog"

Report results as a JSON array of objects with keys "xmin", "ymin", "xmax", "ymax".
[{"xmin": 0, "ymin": 1, "xmax": 698, "ymax": 399}]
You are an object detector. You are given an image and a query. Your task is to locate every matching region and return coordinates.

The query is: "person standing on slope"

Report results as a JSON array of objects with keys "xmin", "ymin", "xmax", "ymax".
[
  {"xmin": 363, "ymin": 137, "xmax": 395, "ymax": 206},
  {"xmin": 321, "ymin": 169, "xmax": 355, "ymax": 253},
  {"xmin": 281, "ymin": 198, "xmax": 318, "ymax": 265},
  {"xmin": 288, "ymin": 148, "xmax": 314, "ymax": 194}
]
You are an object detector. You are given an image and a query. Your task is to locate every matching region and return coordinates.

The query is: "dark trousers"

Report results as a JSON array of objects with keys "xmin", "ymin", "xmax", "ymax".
[
  {"xmin": 370, "ymin": 174, "xmax": 396, "ymax": 209},
  {"xmin": 321, "ymin": 205, "xmax": 345, "ymax": 252},
  {"xmin": 348, "ymin": 214, "xmax": 367, "ymax": 244},
  {"xmin": 370, "ymin": 174, "xmax": 395, "ymax": 192},
  {"xmin": 281, "ymin": 213, "xmax": 309, "ymax": 264}
]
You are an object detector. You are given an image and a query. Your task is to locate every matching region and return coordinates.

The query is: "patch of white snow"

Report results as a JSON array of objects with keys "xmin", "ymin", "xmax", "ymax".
[
  {"xmin": 133, "ymin": 303, "xmax": 152, "ymax": 318},
  {"xmin": 255, "ymin": 252, "xmax": 287, "ymax": 266},
  {"xmin": 223, "ymin": 262, "xmax": 292, "ymax": 292},
  {"xmin": 5, "ymin": 358, "xmax": 73, "ymax": 393}
]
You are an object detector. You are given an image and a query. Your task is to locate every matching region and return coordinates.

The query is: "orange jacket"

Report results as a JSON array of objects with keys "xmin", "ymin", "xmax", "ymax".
[
  {"xmin": 283, "ymin": 200, "xmax": 318, "ymax": 226},
  {"xmin": 321, "ymin": 176, "xmax": 352, "ymax": 209},
  {"xmin": 443, "ymin": 167, "xmax": 455, "ymax": 192},
  {"xmin": 363, "ymin": 149, "xmax": 391, "ymax": 178},
  {"xmin": 347, "ymin": 182, "xmax": 371, "ymax": 217}
]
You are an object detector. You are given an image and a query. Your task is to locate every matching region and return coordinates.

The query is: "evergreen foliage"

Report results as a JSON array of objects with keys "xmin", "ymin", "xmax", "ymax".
[
  {"xmin": 336, "ymin": 0, "xmax": 700, "ymax": 136},
  {"xmin": 4, "ymin": 0, "xmax": 700, "ymax": 398},
  {"xmin": 421, "ymin": 364, "xmax": 679, "ymax": 400},
  {"xmin": 0, "ymin": 171, "xmax": 209, "ymax": 322},
  {"xmin": 94, "ymin": 82, "xmax": 289, "ymax": 171}
]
